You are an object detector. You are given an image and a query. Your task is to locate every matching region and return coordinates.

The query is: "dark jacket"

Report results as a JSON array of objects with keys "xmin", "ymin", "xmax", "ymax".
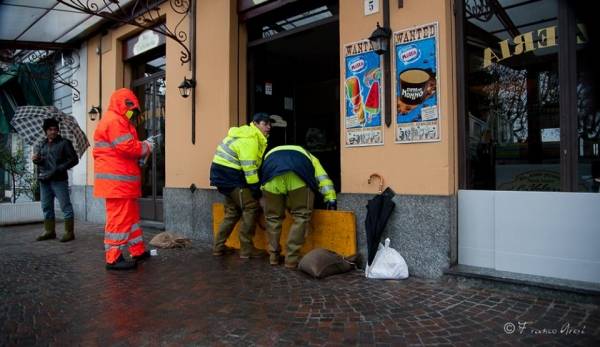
[
  {"xmin": 33, "ymin": 135, "xmax": 79, "ymax": 181},
  {"xmin": 260, "ymin": 149, "xmax": 319, "ymax": 194},
  {"xmin": 210, "ymin": 162, "xmax": 248, "ymax": 194}
]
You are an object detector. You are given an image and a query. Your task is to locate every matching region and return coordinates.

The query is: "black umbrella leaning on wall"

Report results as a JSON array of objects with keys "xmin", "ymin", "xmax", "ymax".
[
  {"xmin": 10, "ymin": 105, "xmax": 89, "ymax": 158},
  {"xmin": 365, "ymin": 183, "xmax": 396, "ymax": 267}
]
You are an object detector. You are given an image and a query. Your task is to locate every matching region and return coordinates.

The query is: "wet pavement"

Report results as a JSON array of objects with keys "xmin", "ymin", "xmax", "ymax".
[{"xmin": 1, "ymin": 221, "xmax": 599, "ymax": 346}]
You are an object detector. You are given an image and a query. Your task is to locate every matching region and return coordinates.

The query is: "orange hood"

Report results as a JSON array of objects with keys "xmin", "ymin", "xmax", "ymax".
[{"xmin": 107, "ymin": 88, "xmax": 140, "ymax": 117}]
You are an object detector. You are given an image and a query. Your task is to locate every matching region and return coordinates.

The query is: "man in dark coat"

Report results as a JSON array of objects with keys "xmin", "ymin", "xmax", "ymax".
[{"xmin": 32, "ymin": 118, "xmax": 79, "ymax": 242}]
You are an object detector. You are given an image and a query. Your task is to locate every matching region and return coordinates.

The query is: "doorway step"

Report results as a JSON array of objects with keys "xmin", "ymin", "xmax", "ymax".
[
  {"xmin": 141, "ymin": 219, "xmax": 165, "ymax": 231},
  {"xmin": 445, "ymin": 264, "xmax": 600, "ymax": 296}
]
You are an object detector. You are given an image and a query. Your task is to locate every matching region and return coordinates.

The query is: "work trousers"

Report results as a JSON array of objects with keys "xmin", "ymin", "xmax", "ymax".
[
  {"xmin": 104, "ymin": 198, "xmax": 145, "ymax": 264},
  {"xmin": 213, "ymin": 187, "xmax": 260, "ymax": 256},
  {"xmin": 264, "ymin": 186, "xmax": 314, "ymax": 264},
  {"xmin": 40, "ymin": 180, "xmax": 74, "ymax": 220}
]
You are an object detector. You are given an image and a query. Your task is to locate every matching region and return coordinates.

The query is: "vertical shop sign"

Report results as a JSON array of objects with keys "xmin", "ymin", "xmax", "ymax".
[
  {"xmin": 344, "ymin": 39, "xmax": 384, "ymax": 147},
  {"xmin": 393, "ymin": 22, "xmax": 440, "ymax": 143}
]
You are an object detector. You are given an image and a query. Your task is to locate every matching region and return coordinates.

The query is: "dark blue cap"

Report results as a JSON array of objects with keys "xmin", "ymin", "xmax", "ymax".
[{"xmin": 252, "ymin": 112, "xmax": 274, "ymax": 123}]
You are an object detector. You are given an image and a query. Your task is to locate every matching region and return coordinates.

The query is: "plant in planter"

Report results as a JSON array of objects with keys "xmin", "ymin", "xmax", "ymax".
[{"xmin": 0, "ymin": 146, "xmax": 38, "ymax": 203}]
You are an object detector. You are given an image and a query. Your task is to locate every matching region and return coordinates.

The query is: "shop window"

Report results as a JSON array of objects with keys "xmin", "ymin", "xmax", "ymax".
[
  {"xmin": 574, "ymin": 5, "xmax": 600, "ymax": 192},
  {"xmin": 462, "ymin": 0, "xmax": 599, "ymax": 192}
]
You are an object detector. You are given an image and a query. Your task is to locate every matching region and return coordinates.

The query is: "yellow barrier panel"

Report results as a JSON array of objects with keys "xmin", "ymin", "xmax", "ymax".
[{"xmin": 212, "ymin": 203, "xmax": 357, "ymax": 257}]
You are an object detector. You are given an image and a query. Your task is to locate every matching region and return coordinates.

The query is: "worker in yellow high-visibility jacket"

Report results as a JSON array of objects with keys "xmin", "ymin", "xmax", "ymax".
[
  {"xmin": 210, "ymin": 113, "xmax": 272, "ymax": 259},
  {"xmin": 260, "ymin": 145, "xmax": 337, "ymax": 269}
]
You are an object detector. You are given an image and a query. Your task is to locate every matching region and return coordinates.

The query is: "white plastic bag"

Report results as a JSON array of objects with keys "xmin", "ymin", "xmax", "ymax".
[{"xmin": 365, "ymin": 238, "xmax": 409, "ymax": 279}]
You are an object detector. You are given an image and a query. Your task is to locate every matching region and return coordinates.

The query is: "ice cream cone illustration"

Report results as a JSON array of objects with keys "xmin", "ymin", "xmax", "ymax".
[
  {"xmin": 346, "ymin": 76, "xmax": 365, "ymax": 124},
  {"xmin": 354, "ymin": 102, "xmax": 365, "ymax": 124},
  {"xmin": 345, "ymin": 76, "xmax": 360, "ymax": 100}
]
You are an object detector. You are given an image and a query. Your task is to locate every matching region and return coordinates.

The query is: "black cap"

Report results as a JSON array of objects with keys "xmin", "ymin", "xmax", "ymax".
[
  {"xmin": 42, "ymin": 118, "xmax": 59, "ymax": 131},
  {"xmin": 252, "ymin": 112, "xmax": 273, "ymax": 123}
]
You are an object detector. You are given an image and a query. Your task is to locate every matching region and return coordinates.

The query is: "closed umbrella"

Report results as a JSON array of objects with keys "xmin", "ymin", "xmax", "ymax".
[
  {"xmin": 10, "ymin": 105, "xmax": 89, "ymax": 158},
  {"xmin": 365, "ymin": 187, "xmax": 396, "ymax": 266}
]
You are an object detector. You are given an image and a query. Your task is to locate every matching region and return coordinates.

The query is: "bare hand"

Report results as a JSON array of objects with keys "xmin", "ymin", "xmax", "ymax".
[{"xmin": 32, "ymin": 154, "xmax": 40, "ymax": 161}]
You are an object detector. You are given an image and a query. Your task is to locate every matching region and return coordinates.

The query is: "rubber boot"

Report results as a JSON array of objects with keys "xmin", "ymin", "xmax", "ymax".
[
  {"xmin": 212, "ymin": 245, "xmax": 236, "ymax": 256},
  {"xmin": 60, "ymin": 219, "xmax": 75, "ymax": 242},
  {"xmin": 106, "ymin": 255, "xmax": 137, "ymax": 271},
  {"xmin": 239, "ymin": 246, "xmax": 267, "ymax": 259},
  {"xmin": 36, "ymin": 219, "xmax": 56, "ymax": 241},
  {"xmin": 269, "ymin": 252, "xmax": 283, "ymax": 266},
  {"xmin": 132, "ymin": 250, "xmax": 150, "ymax": 262}
]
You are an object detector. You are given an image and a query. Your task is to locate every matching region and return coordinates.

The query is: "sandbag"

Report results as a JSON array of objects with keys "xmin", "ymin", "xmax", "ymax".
[
  {"xmin": 149, "ymin": 231, "xmax": 192, "ymax": 248},
  {"xmin": 298, "ymin": 248, "xmax": 357, "ymax": 279}
]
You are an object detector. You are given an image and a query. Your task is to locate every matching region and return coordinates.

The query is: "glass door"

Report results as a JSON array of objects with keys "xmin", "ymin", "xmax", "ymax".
[{"xmin": 132, "ymin": 71, "xmax": 166, "ymax": 221}]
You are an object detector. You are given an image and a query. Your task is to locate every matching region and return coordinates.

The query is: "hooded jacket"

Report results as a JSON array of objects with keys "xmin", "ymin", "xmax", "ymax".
[
  {"xmin": 210, "ymin": 122, "xmax": 268, "ymax": 192},
  {"xmin": 93, "ymin": 88, "xmax": 150, "ymax": 198}
]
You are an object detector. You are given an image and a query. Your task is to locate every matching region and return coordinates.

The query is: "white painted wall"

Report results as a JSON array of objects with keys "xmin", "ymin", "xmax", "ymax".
[
  {"xmin": 52, "ymin": 45, "xmax": 87, "ymax": 186},
  {"xmin": 71, "ymin": 43, "xmax": 87, "ymax": 186},
  {"xmin": 459, "ymin": 190, "xmax": 600, "ymax": 283}
]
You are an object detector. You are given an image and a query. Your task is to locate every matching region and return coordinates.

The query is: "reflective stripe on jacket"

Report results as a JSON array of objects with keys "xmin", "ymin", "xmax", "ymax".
[
  {"xmin": 260, "ymin": 145, "xmax": 336, "ymax": 203},
  {"xmin": 210, "ymin": 122, "xmax": 267, "ymax": 186},
  {"xmin": 93, "ymin": 88, "xmax": 149, "ymax": 198}
]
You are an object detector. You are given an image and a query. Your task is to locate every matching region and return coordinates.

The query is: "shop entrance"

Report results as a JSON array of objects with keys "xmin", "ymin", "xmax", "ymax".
[
  {"xmin": 130, "ymin": 53, "xmax": 166, "ymax": 221},
  {"xmin": 246, "ymin": 1, "xmax": 340, "ymax": 201}
]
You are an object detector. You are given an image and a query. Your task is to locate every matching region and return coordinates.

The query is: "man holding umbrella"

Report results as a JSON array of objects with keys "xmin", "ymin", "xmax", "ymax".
[
  {"xmin": 93, "ymin": 88, "xmax": 155, "ymax": 271},
  {"xmin": 32, "ymin": 118, "xmax": 79, "ymax": 242}
]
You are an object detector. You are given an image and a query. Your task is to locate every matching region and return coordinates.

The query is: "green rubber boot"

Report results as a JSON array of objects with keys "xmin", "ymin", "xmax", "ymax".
[
  {"xmin": 60, "ymin": 219, "xmax": 75, "ymax": 242},
  {"xmin": 36, "ymin": 219, "xmax": 56, "ymax": 241}
]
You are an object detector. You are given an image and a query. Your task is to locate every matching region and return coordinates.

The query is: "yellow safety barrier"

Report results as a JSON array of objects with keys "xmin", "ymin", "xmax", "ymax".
[{"xmin": 212, "ymin": 203, "xmax": 357, "ymax": 257}]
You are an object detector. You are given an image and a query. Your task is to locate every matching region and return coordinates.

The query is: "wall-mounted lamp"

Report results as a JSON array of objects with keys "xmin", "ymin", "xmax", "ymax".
[
  {"xmin": 369, "ymin": 17, "xmax": 393, "ymax": 127},
  {"xmin": 369, "ymin": 22, "xmax": 392, "ymax": 56},
  {"xmin": 88, "ymin": 106, "xmax": 101, "ymax": 121},
  {"xmin": 178, "ymin": 77, "xmax": 196, "ymax": 98}
]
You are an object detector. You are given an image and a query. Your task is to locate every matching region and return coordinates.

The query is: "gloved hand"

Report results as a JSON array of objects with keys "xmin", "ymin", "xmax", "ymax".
[
  {"xmin": 248, "ymin": 184, "xmax": 262, "ymax": 200},
  {"xmin": 325, "ymin": 200, "xmax": 337, "ymax": 211},
  {"xmin": 147, "ymin": 134, "xmax": 162, "ymax": 144},
  {"xmin": 143, "ymin": 139, "xmax": 155, "ymax": 153},
  {"xmin": 138, "ymin": 155, "xmax": 150, "ymax": 167}
]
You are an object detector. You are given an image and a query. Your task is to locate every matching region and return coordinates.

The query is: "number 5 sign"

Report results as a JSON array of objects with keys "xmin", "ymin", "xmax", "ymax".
[{"xmin": 364, "ymin": 0, "xmax": 379, "ymax": 16}]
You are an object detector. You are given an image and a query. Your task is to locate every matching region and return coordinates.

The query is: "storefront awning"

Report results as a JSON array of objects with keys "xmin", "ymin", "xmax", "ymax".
[{"xmin": 0, "ymin": 0, "xmax": 135, "ymax": 49}]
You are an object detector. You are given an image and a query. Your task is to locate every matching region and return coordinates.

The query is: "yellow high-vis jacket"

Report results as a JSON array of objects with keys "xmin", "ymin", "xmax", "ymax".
[
  {"xmin": 261, "ymin": 145, "xmax": 336, "ymax": 203},
  {"xmin": 210, "ymin": 122, "xmax": 268, "ymax": 189}
]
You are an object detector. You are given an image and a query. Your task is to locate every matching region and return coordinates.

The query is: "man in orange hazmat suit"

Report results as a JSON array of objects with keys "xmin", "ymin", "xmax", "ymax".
[{"xmin": 93, "ymin": 88, "xmax": 155, "ymax": 270}]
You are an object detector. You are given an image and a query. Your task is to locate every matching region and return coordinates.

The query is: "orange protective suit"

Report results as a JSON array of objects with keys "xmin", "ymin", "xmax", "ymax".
[{"xmin": 93, "ymin": 88, "xmax": 151, "ymax": 264}]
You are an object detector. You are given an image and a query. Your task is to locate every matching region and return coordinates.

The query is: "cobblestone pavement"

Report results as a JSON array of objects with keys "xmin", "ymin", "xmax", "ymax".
[{"xmin": 1, "ymin": 221, "xmax": 599, "ymax": 346}]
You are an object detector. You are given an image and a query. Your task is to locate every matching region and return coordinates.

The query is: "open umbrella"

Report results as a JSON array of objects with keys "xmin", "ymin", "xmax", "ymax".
[
  {"xmin": 10, "ymin": 105, "xmax": 89, "ymax": 158},
  {"xmin": 365, "ymin": 186, "xmax": 396, "ymax": 266}
]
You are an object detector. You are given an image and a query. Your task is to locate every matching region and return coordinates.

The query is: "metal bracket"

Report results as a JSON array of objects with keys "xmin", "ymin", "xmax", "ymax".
[
  {"xmin": 1, "ymin": 49, "xmax": 81, "ymax": 102},
  {"xmin": 57, "ymin": 0, "xmax": 193, "ymax": 65}
]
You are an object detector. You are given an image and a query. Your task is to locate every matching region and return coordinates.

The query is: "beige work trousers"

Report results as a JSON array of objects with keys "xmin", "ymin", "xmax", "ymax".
[
  {"xmin": 213, "ymin": 187, "xmax": 259, "ymax": 256},
  {"xmin": 263, "ymin": 186, "xmax": 314, "ymax": 264}
]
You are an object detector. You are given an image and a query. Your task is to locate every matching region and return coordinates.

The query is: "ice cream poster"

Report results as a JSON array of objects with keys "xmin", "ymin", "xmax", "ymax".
[
  {"xmin": 394, "ymin": 22, "xmax": 440, "ymax": 143},
  {"xmin": 344, "ymin": 39, "xmax": 383, "ymax": 147}
]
